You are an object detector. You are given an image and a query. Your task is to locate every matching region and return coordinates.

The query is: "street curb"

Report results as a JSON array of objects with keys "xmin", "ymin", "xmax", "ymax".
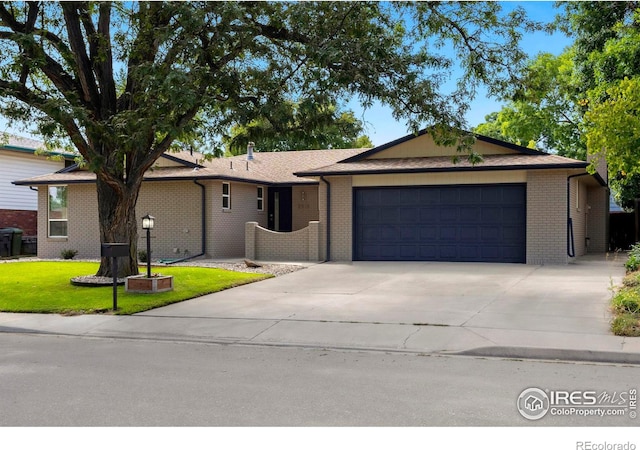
[{"xmin": 452, "ymin": 346, "xmax": 640, "ymax": 365}]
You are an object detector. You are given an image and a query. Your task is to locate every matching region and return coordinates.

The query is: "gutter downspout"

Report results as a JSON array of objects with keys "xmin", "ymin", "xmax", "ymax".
[
  {"xmin": 567, "ymin": 173, "xmax": 590, "ymax": 258},
  {"xmin": 166, "ymin": 179, "xmax": 206, "ymax": 264},
  {"xmin": 320, "ymin": 176, "xmax": 331, "ymax": 261}
]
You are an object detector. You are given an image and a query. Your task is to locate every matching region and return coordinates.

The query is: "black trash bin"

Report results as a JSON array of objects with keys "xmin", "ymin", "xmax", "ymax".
[
  {"xmin": 0, "ymin": 230, "xmax": 11, "ymax": 257},
  {"xmin": 0, "ymin": 228, "xmax": 23, "ymax": 256}
]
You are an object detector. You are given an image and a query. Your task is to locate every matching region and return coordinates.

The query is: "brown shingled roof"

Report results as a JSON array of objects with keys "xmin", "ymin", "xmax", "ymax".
[
  {"xmin": 13, "ymin": 148, "xmax": 370, "ymax": 186},
  {"xmin": 295, "ymin": 153, "xmax": 589, "ymax": 177}
]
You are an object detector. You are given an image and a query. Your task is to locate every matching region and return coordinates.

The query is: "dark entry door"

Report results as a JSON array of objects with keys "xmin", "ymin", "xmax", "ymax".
[
  {"xmin": 268, "ymin": 187, "xmax": 292, "ymax": 232},
  {"xmin": 353, "ymin": 184, "xmax": 526, "ymax": 263}
]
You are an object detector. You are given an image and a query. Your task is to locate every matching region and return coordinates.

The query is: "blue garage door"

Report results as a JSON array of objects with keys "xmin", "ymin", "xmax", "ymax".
[{"xmin": 353, "ymin": 184, "xmax": 526, "ymax": 263}]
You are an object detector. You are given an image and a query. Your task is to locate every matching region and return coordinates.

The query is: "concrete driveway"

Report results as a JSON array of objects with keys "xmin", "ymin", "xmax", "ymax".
[
  {"xmin": 135, "ymin": 254, "xmax": 632, "ymax": 357},
  {"xmin": 145, "ymin": 256, "xmax": 623, "ymax": 330}
]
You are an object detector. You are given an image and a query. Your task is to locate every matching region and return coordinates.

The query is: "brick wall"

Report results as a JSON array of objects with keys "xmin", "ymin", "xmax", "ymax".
[
  {"xmin": 327, "ymin": 176, "xmax": 353, "ymax": 261},
  {"xmin": 292, "ymin": 185, "xmax": 319, "ymax": 231},
  {"xmin": 38, "ymin": 183, "xmax": 100, "ymax": 259},
  {"xmin": 211, "ymin": 181, "xmax": 267, "ymax": 258},
  {"xmin": 0, "ymin": 209, "xmax": 37, "ymax": 235},
  {"xmin": 136, "ymin": 181, "xmax": 202, "ymax": 260},
  {"xmin": 526, "ymin": 171, "xmax": 568, "ymax": 264},
  {"xmin": 246, "ymin": 221, "xmax": 320, "ymax": 261}
]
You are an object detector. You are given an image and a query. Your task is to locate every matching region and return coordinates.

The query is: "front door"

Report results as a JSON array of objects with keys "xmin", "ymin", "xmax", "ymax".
[{"xmin": 268, "ymin": 187, "xmax": 292, "ymax": 232}]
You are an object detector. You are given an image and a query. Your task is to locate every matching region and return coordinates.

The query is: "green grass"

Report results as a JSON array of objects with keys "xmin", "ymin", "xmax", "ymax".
[
  {"xmin": 610, "ymin": 271, "xmax": 640, "ymax": 337},
  {"xmin": 0, "ymin": 261, "xmax": 270, "ymax": 315}
]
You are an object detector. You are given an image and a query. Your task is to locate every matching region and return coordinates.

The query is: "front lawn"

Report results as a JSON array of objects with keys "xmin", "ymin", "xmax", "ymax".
[{"xmin": 0, "ymin": 261, "xmax": 270, "ymax": 315}]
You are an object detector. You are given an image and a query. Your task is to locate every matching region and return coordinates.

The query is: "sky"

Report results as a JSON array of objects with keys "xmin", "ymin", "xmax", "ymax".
[
  {"xmin": 0, "ymin": 1, "xmax": 574, "ymax": 148},
  {"xmin": 352, "ymin": 1, "xmax": 574, "ymax": 146}
]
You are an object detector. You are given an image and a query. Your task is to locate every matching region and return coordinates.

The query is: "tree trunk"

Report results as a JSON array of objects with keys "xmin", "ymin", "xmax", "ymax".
[{"xmin": 95, "ymin": 176, "xmax": 141, "ymax": 278}]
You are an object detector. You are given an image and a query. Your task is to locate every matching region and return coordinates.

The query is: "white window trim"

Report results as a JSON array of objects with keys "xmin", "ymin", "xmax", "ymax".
[
  {"xmin": 257, "ymin": 186, "xmax": 264, "ymax": 211},
  {"xmin": 222, "ymin": 182, "xmax": 231, "ymax": 210},
  {"xmin": 48, "ymin": 185, "xmax": 68, "ymax": 238}
]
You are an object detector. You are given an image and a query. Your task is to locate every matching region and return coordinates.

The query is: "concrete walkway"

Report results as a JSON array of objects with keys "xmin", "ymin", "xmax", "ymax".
[{"xmin": 1, "ymin": 254, "xmax": 639, "ymax": 364}]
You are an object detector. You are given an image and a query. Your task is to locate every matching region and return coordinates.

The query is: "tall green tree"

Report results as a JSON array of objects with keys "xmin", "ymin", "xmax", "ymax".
[
  {"xmin": 224, "ymin": 100, "xmax": 372, "ymax": 154},
  {"xmin": 474, "ymin": 51, "xmax": 585, "ymax": 159},
  {"xmin": 474, "ymin": 2, "xmax": 640, "ymax": 208},
  {"xmin": 0, "ymin": 1, "xmax": 533, "ymax": 276}
]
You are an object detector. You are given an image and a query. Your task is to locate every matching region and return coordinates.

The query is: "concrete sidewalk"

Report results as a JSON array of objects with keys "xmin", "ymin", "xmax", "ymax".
[{"xmin": 1, "ymin": 254, "xmax": 639, "ymax": 364}]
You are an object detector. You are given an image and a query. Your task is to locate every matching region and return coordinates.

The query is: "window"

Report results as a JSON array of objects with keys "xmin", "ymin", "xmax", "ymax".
[
  {"xmin": 257, "ymin": 186, "xmax": 264, "ymax": 211},
  {"xmin": 222, "ymin": 182, "xmax": 231, "ymax": 209},
  {"xmin": 48, "ymin": 185, "xmax": 68, "ymax": 237}
]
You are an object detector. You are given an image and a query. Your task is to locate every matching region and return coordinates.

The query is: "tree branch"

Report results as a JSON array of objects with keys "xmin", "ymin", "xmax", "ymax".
[{"xmin": 61, "ymin": 3, "xmax": 101, "ymax": 108}]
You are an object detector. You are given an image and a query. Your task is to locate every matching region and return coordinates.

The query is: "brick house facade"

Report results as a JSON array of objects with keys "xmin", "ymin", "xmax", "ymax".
[{"xmin": 14, "ymin": 131, "xmax": 608, "ymax": 264}]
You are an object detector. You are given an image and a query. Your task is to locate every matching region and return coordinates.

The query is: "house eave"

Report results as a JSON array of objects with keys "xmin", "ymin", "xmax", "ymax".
[{"xmin": 295, "ymin": 162, "xmax": 590, "ymax": 178}]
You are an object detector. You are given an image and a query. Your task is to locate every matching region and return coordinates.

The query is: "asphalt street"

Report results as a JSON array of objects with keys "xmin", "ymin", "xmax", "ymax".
[{"xmin": 0, "ymin": 333, "xmax": 638, "ymax": 427}]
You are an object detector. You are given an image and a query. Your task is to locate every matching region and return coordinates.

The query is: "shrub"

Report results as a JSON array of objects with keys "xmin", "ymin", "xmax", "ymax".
[
  {"xmin": 612, "ymin": 290, "xmax": 640, "ymax": 314},
  {"xmin": 138, "ymin": 250, "xmax": 148, "ymax": 263},
  {"xmin": 611, "ymin": 313, "xmax": 640, "ymax": 337},
  {"xmin": 60, "ymin": 249, "xmax": 78, "ymax": 260},
  {"xmin": 625, "ymin": 243, "xmax": 640, "ymax": 272},
  {"xmin": 622, "ymin": 273, "xmax": 640, "ymax": 287}
]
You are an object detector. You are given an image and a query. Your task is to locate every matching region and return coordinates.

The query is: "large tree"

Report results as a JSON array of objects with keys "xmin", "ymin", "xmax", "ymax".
[
  {"xmin": 224, "ymin": 100, "xmax": 372, "ymax": 155},
  {"xmin": 474, "ymin": 2, "xmax": 640, "ymax": 208},
  {"xmin": 0, "ymin": 1, "xmax": 532, "ymax": 276},
  {"xmin": 473, "ymin": 51, "xmax": 585, "ymax": 159}
]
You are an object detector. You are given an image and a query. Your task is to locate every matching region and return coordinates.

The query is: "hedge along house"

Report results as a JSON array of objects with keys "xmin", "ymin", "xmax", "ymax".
[
  {"xmin": 295, "ymin": 131, "xmax": 609, "ymax": 264},
  {"xmin": 12, "ymin": 147, "xmax": 367, "ymax": 261}
]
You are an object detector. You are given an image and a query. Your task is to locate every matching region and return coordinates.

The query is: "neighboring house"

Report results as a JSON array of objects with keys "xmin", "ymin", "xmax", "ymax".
[
  {"xmin": 0, "ymin": 135, "xmax": 73, "ymax": 236},
  {"xmin": 13, "ymin": 130, "xmax": 609, "ymax": 264}
]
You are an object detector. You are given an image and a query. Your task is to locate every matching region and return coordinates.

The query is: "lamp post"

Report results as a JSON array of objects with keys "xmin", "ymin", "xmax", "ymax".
[{"xmin": 142, "ymin": 214, "xmax": 155, "ymax": 278}]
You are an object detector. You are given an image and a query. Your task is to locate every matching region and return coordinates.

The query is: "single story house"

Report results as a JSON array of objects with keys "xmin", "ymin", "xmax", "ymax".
[
  {"xmin": 13, "ymin": 130, "xmax": 609, "ymax": 264},
  {"xmin": 1, "ymin": 135, "xmax": 74, "ymax": 236}
]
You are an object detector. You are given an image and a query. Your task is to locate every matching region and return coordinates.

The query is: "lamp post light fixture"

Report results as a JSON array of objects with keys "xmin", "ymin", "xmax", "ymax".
[{"xmin": 142, "ymin": 214, "xmax": 155, "ymax": 278}]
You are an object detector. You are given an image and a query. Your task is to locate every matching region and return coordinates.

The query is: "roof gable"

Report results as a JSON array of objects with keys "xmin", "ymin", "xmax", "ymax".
[{"xmin": 342, "ymin": 129, "xmax": 542, "ymax": 162}]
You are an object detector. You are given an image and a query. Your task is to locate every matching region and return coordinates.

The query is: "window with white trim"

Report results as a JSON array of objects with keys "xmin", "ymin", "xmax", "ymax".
[
  {"xmin": 222, "ymin": 182, "xmax": 231, "ymax": 209},
  {"xmin": 257, "ymin": 186, "xmax": 264, "ymax": 211},
  {"xmin": 48, "ymin": 185, "xmax": 68, "ymax": 237}
]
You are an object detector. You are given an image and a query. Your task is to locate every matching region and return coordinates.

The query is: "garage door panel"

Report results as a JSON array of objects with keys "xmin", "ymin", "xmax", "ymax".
[
  {"xmin": 440, "ymin": 227, "xmax": 457, "ymax": 240},
  {"xmin": 418, "ymin": 245, "xmax": 438, "ymax": 259},
  {"xmin": 481, "ymin": 207, "xmax": 502, "ymax": 223},
  {"xmin": 399, "ymin": 225, "xmax": 419, "ymax": 241},
  {"xmin": 459, "ymin": 226, "xmax": 478, "ymax": 241},
  {"xmin": 398, "ymin": 207, "xmax": 419, "ymax": 222},
  {"xmin": 420, "ymin": 189, "xmax": 441, "ymax": 204},
  {"xmin": 458, "ymin": 245, "xmax": 480, "ymax": 259},
  {"xmin": 480, "ymin": 226, "xmax": 501, "ymax": 241},
  {"xmin": 481, "ymin": 186, "xmax": 502, "ymax": 203},
  {"xmin": 440, "ymin": 207, "xmax": 458, "ymax": 222},
  {"xmin": 379, "ymin": 225, "xmax": 398, "ymax": 240},
  {"xmin": 460, "ymin": 206, "xmax": 481, "ymax": 221},
  {"xmin": 400, "ymin": 189, "xmax": 421, "ymax": 204},
  {"xmin": 439, "ymin": 246, "xmax": 458, "ymax": 259},
  {"xmin": 354, "ymin": 184, "xmax": 526, "ymax": 263},
  {"xmin": 420, "ymin": 226, "xmax": 438, "ymax": 239},
  {"xmin": 420, "ymin": 207, "xmax": 438, "ymax": 222},
  {"xmin": 502, "ymin": 207, "xmax": 524, "ymax": 222}
]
